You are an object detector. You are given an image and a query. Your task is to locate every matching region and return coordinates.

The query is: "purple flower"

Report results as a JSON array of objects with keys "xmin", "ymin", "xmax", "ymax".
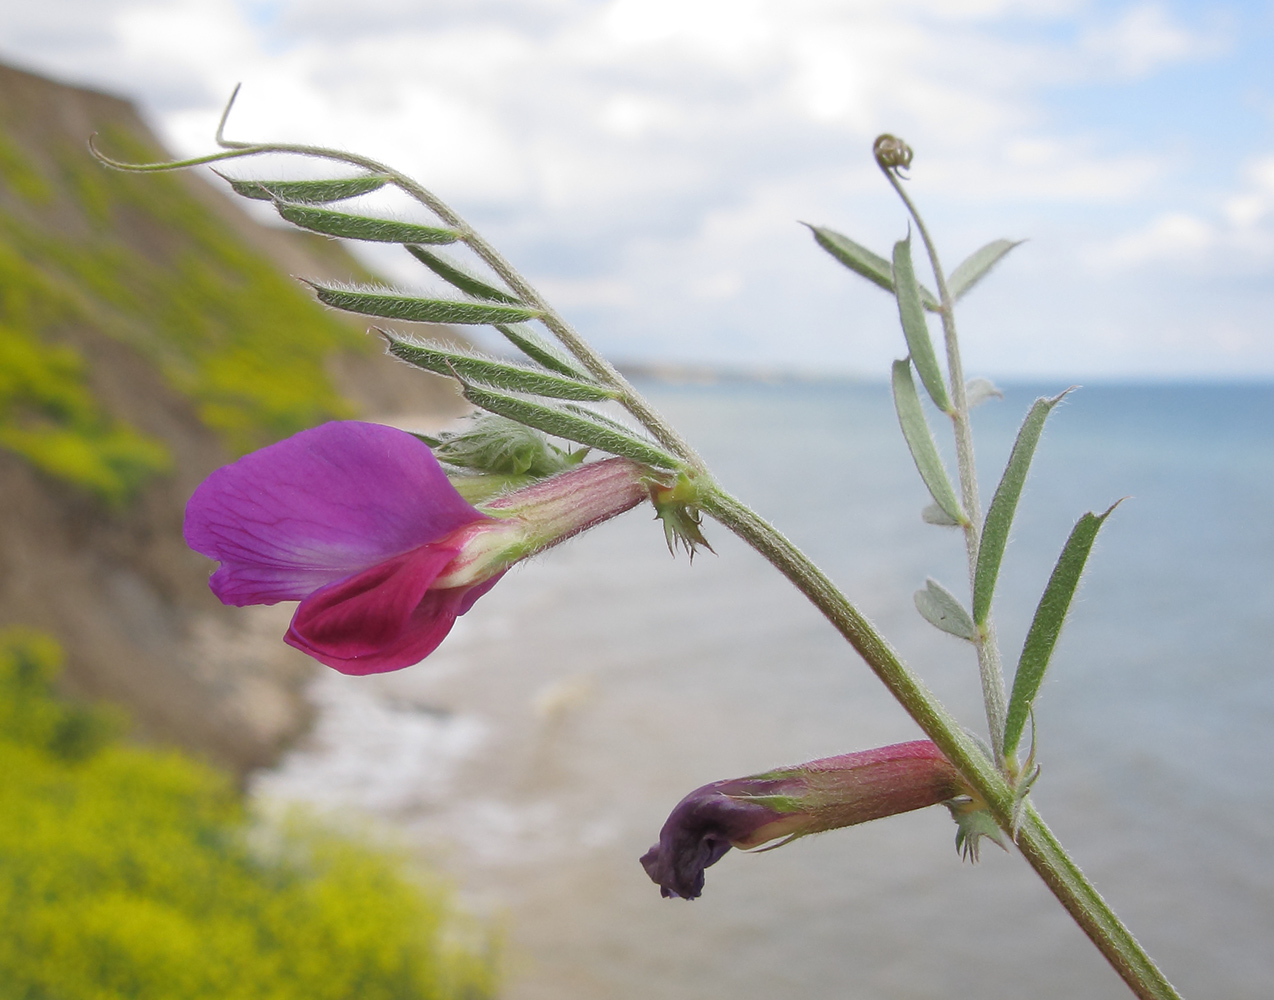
[
  {"xmin": 185, "ymin": 420, "xmax": 649, "ymax": 675},
  {"xmin": 640, "ymin": 740, "xmax": 966, "ymax": 899}
]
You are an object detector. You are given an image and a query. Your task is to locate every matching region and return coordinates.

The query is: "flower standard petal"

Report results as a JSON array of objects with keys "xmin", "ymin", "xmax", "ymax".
[{"xmin": 184, "ymin": 421, "xmax": 487, "ymax": 605}]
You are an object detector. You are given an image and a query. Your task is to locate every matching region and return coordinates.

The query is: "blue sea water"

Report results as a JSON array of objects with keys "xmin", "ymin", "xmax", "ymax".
[{"xmin": 254, "ymin": 379, "xmax": 1274, "ymax": 1000}]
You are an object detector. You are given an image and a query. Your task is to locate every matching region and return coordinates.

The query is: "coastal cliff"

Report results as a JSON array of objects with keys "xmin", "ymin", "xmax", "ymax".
[{"xmin": 0, "ymin": 61, "xmax": 466, "ymax": 773}]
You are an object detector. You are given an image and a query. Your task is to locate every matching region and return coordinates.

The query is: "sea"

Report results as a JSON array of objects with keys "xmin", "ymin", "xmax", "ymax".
[{"xmin": 251, "ymin": 379, "xmax": 1274, "ymax": 1000}]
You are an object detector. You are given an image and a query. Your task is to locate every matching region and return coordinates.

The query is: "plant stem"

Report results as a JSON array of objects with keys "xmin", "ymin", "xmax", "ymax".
[
  {"xmin": 1015, "ymin": 804, "xmax": 1179, "ymax": 999},
  {"xmin": 700, "ymin": 485, "xmax": 1181, "ymax": 1000},
  {"xmin": 883, "ymin": 169, "xmax": 1009, "ymax": 763}
]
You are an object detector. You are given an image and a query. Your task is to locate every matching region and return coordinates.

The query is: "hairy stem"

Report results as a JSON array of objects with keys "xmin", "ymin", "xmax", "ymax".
[
  {"xmin": 701, "ymin": 486, "xmax": 1180, "ymax": 1000},
  {"xmin": 1015, "ymin": 805, "xmax": 1180, "ymax": 1000},
  {"xmin": 883, "ymin": 169, "xmax": 1009, "ymax": 763}
]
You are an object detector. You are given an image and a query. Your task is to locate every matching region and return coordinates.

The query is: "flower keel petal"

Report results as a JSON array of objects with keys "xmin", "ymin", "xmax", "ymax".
[{"xmin": 286, "ymin": 543, "xmax": 459, "ymax": 672}]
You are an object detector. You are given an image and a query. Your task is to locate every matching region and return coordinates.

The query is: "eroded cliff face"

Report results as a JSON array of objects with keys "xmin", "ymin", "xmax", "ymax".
[{"xmin": 0, "ymin": 61, "xmax": 467, "ymax": 773}]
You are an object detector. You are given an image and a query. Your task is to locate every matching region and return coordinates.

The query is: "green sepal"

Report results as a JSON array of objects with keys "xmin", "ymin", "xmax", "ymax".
[
  {"xmin": 891, "ymin": 359, "xmax": 966, "ymax": 526},
  {"xmin": 457, "ymin": 383, "xmax": 681, "ymax": 470},
  {"xmin": 406, "ymin": 246, "xmax": 523, "ymax": 304},
  {"xmin": 892, "ymin": 236, "xmax": 950, "ymax": 412},
  {"xmin": 651, "ymin": 472, "xmax": 714, "ymax": 560},
  {"xmin": 276, "ymin": 202, "xmax": 460, "ymax": 244},
  {"xmin": 495, "ymin": 324, "xmax": 595, "ymax": 381},
  {"xmin": 948, "ymin": 239, "xmax": 1023, "ymax": 301},
  {"xmin": 306, "ymin": 282, "xmax": 542, "ymax": 325},
  {"xmin": 728, "ymin": 793, "xmax": 805, "ymax": 814},
  {"xmin": 947, "ymin": 797, "xmax": 1010, "ymax": 862},
  {"xmin": 220, "ymin": 173, "xmax": 391, "ymax": 203},
  {"xmin": 384, "ymin": 335, "xmax": 616, "ymax": 402},
  {"xmin": 973, "ymin": 389, "xmax": 1073, "ymax": 625},
  {"xmin": 805, "ymin": 224, "xmax": 940, "ymax": 309},
  {"xmin": 1003, "ymin": 500, "xmax": 1122, "ymax": 758},
  {"xmin": 428, "ymin": 414, "xmax": 581, "ymax": 478},
  {"xmin": 914, "ymin": 578, "xmax": 976, "ymax": 641},
  {"xmin": 447, "ymin": 472, "xmax": 537, "ymax": 503}
]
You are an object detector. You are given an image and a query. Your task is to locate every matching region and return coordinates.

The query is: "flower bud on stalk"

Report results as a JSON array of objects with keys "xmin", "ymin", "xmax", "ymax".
[
  {"xmin": 873, "ymin": 133, "xmax": 914, "ymax": 173},
  {"xmin": 185, "ymin": 421, "xmax": 651, "ymax": 674},
  {"xmin": 641, "ymin": 740, "xmax": 966, "ymax": 899}
]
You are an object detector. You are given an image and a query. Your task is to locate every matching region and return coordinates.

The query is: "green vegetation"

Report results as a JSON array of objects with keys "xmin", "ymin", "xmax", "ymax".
[
  {"xmin": 0, "ymin": 129, "xmax": 52, "ymax": 203},
  {"xmin": 0, "ymin": 307, "xmax": 171, "ymax": 506},
  {"xmin": 0, "ymin": 627, "xmax": 498, "ymax": 1000},
  {"xmin": 0, "ymin": 118, "xmax": 369, "ymax": 501}
]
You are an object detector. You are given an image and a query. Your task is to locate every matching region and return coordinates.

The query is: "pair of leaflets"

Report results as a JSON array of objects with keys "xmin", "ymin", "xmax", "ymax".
[{"xmin": 813, "ymin": 224, "xmax": 1116, "ymax": 759}]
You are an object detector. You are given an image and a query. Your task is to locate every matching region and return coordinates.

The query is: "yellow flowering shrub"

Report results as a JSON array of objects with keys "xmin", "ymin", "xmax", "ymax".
[{"xmin": 0, "ymin": 628, "xmax": 496, "ymax": 1000}]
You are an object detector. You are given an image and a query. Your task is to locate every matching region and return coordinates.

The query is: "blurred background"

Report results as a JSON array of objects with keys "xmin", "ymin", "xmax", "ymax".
[{"xmin": 0, "ymin": 2, "xmax": 1271, "ymax": 999}]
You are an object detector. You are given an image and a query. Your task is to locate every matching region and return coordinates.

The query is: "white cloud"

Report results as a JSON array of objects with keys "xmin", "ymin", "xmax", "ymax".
[
  {"xmin": 1092, "ymin": 152, "xmax": 1274, "ymax": 270},
  {"xmin": 533, "ymin": 275, "xmax": 637, "ymax": 308},
  {"xmin": 1081, "ymin": 3, "xmax": 1224, "ymax": 79},
  {"xmin": 1224, "ymin": 155, "xmax": 1274, "ymax": 228},
  {"xmin": 1093, "ymin": 211, "xmax": 1216, "ymax": 266},
  {"xmin": 0, "ymin": 0, "xmax": 1267, "ymax": 377}
]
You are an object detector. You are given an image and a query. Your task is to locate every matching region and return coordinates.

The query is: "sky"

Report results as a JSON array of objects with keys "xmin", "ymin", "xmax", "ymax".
[{"xmin": 3, "ymin": 0, "xmax": 1273, "ymax": 379}]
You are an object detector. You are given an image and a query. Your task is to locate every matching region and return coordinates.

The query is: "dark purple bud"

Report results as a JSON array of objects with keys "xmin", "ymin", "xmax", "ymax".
[{"xmin": 640, "ymin": 741, "xmax": 965, "ymax": 899}]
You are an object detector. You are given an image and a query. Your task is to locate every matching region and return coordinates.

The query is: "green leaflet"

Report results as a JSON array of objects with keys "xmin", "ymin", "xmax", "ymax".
[
  {"xmin": 385, "ymin": 337, "xmax": 616, "ymax": 402},
  {"xmin": 914, "ymin": 578, "xmax": 977, "ymax": 641},
  {"xmin": 891, "ymin": 359, "xmax": 965, "ymax": 526},
  {"xmin": 276, "ymin": 203, "xmax": 460, "ymax": 244},
  {"xmin": 561, "ymin": 403, "xmax": 640, "ymax": 436},
  {"xmin": 892, "ymin": 237, "xmax": 950, "ymax": 413},
  {"xmin": 221, "ymin": 174, "xmax": 391, "ymax": 203},
  {"xmin": 806, "ymin": 224, "xmax": 894, "ymax": 293},
  {"xmin": 1003, "ymin": 501, "xmax": 1121, "ymax": 757},
  {"xmin": 495, "ymin": 324, "xmax": 595, "ymax": 381},
  {"xmin": 806, "ymin": 224, "xmax": 940, "ymax": 309},
  {"xmin": 973, "ymin": 389, "xmax": 1071, "ymax": 625},
  {"xmin": 948, "ymin": 239, "xmax": 1023, "ymax": 301},
  {"xmin": 308, "ymin": 282, "xmax": 542, "ymax": 325},
  {"xmin": 406, "ymin": 246, "xmax": 523, "ymax": 304},
  {"xmin": 459, "ymin": 383, "xmax": 680, "ymax": 470}
]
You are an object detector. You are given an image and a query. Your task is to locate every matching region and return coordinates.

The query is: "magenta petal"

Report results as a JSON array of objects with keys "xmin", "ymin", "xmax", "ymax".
[
  {"xmin": 285, "ymin": 543, "xmax": 458, "ymax": 668},
  {"xmin": 454, "ymin": 570, "xmax": 505, "ymax": 615},
  {"xmin": 285, "ymin": 546, "xmax": 492, "ymax": 675},
  {"xmin": 184, "ymin": 421, "xmax": 486, "ymax": 605}
]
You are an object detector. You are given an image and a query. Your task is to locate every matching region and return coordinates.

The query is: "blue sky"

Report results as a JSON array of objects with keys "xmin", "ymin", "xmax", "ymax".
[{"xmin": 3, "ymin": 0, "xmax": 1273, "ymax": 379}]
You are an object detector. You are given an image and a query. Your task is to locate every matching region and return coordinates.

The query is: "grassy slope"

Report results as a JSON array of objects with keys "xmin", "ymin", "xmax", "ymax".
[{"xmin": 0, "ymin": 90, "xmax": 368, "ymax": 503}]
